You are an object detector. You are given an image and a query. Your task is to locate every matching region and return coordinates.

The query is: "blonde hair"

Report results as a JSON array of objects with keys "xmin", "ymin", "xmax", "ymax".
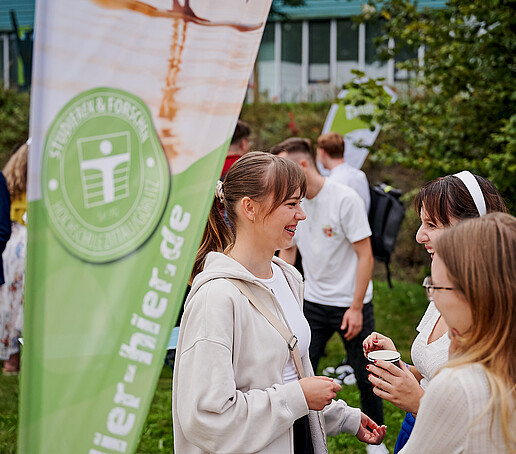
[
  {"xmin": 434, "ymin": 213, "xmax": 516, "ymax": 451},
  {"xmin": 3, "ymin": 142, "xmax": 28, "ymax": 201}
]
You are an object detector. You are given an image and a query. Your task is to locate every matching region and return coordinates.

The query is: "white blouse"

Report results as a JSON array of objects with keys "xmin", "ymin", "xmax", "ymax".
[{"xmin": 410, "ymin": 301, "xmax": 450, "ymax": 389}]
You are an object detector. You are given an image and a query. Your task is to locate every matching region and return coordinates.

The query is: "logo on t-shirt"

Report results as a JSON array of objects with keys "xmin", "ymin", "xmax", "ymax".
[{"xmin": 322, "ymin": 225, "xmax": 338, "ymax": 238}]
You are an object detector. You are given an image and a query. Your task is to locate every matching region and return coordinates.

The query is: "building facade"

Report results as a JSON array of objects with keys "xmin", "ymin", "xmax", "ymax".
[
  {"xmin": 252, "ymin": 0, "xmax": 445, "ymax": 102},
  {"xmin": 0, "ymin": 0, "xmax": 34, "ymax": 90},
  {"xmin": 1, "ymin": 0, "xmax": 446, "ymax": 99}
]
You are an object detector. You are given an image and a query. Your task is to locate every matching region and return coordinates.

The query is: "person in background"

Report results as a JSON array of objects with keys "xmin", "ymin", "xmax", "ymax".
[
  {"xmin": 220, "ymin": 119, "xmax": 251, "ymax": 178},
  {"xmin": 394, "ymin": 213, "xmax": 515, "ymax": 452},
  {"xmin": 173, "ymin": 151, "xmax": 386, "ymax": 454},
  {"xmin": 316, "ymin": 132, "xmax": 370, "ymax": 212},
  {"xmin": 0, "ymin": 141, "xmax": 27, "ymax": 375},
  {"xmin": 273, "ymin": 138, "xmax": 387, "ymax": 454},
  {"xmin": 363, "ymin": 171, "xmax": 507, "ymax": 452}
]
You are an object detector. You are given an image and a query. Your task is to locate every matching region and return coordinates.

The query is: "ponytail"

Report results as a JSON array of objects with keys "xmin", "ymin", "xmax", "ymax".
[{"xmin": 190, "ymin": 199, "xmax": 233, "ymax": 282}]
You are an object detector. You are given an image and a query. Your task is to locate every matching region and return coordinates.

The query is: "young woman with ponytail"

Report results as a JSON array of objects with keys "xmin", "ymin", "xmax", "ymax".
[{"xmin": 173, "ymin": 151, "xmax": 386, "ymax": 453}]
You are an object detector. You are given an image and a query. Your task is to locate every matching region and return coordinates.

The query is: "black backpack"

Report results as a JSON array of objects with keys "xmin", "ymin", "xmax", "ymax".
[{"xmin": 368, "ymin": 183, "xmax": 406, "ymax": 288}]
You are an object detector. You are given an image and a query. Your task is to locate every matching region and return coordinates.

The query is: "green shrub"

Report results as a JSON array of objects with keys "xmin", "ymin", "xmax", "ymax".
[{"xmin": 0, "ymin": 89, "xmax": 30, "ymax": 168}]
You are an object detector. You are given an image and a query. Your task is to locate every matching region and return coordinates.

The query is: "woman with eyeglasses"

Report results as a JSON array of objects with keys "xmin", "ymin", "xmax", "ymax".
[
  {"xmin": 362, "ymin": 172, "xmax": 507, "ymax": 453},
  {"xmin": 399, "ymin": 213, "xmax": 516, "ymax": 452}
]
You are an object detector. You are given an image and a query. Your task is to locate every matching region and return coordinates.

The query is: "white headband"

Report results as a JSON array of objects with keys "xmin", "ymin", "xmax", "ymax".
[{"xmin": 453, "ymin": 171, "xmax": 486, "ymax": 217}]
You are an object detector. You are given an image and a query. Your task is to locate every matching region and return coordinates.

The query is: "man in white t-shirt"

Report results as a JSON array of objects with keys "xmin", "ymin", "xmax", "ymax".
[
  {"xmin": 272, "ymin": 138, "xmax": 385, "ymax": 448},
  {"xmin": 317, "ymin": 131, "xmax": 371, "ymax": 213}
]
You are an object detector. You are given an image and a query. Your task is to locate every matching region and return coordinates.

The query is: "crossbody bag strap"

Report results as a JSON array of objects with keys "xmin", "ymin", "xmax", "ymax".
[{"xmin": 227, "ymin": 278, "xmax": 306, "ymax": 379}]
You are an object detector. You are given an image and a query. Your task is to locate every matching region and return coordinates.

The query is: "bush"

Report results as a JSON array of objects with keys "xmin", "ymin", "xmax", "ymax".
[
  {"xmin": 241, "ymin": 101, "xmax": 331, "ymax": 150},
  {"xmin": 0, "ymin": 89, "xmax": 30, "ymax": 168},
  {"xmin": 343, "ymin": 0, "xmax": 516, "ymax": 212}
]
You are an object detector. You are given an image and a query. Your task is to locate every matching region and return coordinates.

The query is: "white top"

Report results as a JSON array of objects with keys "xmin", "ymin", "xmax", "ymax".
[
  {"xmin": 257, "ymin": 263, "xmax": 311, "ymax": 383},
  {"xmin": 410, "ymin": 301, "xmax": 450, "ymax": 389},
  {"xmin": 293, "ymin": 178, "xmax": 373, "ymax": 307},
  {"xmin": 329, "ymin": 162, "xmax": 371, "ymax": 213},
  {"xmin": 399, "ymin": 364, "xmax": 515, "ymax": 453}
]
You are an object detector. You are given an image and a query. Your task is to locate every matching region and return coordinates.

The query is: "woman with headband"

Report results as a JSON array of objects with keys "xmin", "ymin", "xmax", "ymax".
[
  {"xmin": 173, "ymin": 152, "xmax": 386, "ymax": 453},
  {"xmin": 363, "ymin": 171, "xmax": 507, "ymax": 453}
]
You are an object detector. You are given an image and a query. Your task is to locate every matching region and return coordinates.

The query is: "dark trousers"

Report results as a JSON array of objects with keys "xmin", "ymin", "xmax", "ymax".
[
  {"xmin": 293, "ymin": 415, "xmax": 314, "ymax": 454},
  {"xmin": 304, "ymin": 300, "xmax": 384, "ymax": 426}
]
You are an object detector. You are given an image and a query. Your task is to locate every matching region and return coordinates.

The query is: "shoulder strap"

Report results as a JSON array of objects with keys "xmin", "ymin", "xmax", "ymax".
[{"xmin": 227, "ymin": 278, "xmax": 306, "ymax": 379}]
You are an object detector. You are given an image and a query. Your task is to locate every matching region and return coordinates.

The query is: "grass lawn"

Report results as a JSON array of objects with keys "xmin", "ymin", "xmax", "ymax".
[{"xmin": 0, "ymin": 279, "xmax": 427, "ymax": 453}]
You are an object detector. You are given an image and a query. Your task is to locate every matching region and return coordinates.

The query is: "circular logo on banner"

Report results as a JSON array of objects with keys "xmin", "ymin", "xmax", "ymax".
[{"xmin": 42, "ymin": 88, "xmax": 170, "ymax": 263}]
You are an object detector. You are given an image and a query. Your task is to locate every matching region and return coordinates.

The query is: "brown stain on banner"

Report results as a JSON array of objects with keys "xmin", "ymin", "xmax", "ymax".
[{"xmin": 92, "ymin": 0, "xmax": 263, "ymax": 159}]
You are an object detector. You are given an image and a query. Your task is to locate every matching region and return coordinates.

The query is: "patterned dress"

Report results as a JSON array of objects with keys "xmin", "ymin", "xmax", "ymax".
[{"xmin": 0, "ymin": 222, "xmax": 27, "ymax": 360}]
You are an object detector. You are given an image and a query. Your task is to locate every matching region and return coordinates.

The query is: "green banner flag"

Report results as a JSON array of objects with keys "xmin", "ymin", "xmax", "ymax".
[{"xmin": 19, "ymin": 1, "xmax": 271, "ymax": 452}]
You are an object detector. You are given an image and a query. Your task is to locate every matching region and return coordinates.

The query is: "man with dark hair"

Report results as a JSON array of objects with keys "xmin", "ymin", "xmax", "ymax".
[
  {"xmin": 221, "ymin": 120, "xmax": 251, "ymax": 177},
  {"xmin": 317, "ymin": 132, "xmax": 370, "ymax": 212},
  {"xmin": 273, "ymin": 138, "xmax": 386, "ymax": 454}
]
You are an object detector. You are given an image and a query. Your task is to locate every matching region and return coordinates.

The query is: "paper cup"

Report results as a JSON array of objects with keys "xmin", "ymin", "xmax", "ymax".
[{"xmin": 367, "ymin": 350, "xmax": 401, "ymax": 368}]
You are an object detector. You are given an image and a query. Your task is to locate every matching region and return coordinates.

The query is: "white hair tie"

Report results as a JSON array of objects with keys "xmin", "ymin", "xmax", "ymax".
[
  {"xmin": 453, "ymin": 171, "xmax": 486, "ymax": 216},
  {"xmin": 215, "ymin": 180, "xmax": 225, "ymax": 203}
]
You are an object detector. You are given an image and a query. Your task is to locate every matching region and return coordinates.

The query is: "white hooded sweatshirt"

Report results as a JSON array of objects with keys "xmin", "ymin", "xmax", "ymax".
[{"xmin": 172, "ymin": 252, "xmax": 361, "ymax": 453}]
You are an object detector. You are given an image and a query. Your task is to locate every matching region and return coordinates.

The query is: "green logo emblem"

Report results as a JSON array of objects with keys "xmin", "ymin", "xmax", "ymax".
[{"xmin": 42, "ymin": 88, "xmax": 170, "ymax": 263}]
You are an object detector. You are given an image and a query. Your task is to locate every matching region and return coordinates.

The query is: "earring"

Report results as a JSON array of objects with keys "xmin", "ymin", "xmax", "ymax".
[{"xmin": 252, "ymin": 216, "xmax": 255, "ymax": 223}]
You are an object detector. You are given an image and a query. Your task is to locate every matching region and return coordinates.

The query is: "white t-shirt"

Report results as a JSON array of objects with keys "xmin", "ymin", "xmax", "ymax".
[
  {"xmin": 293, "ymin": 178, "xmax": 373, "ymax": 307},
  {"xmin": 410, "ymin": 301, "xmax": 450, "ymax": 389},
  {"xmin": 257, "ymin": 263, "xmax": 311, "ymax": 383},
  {"xmin": 329, "ymin": 162, "xmax": 371, "ymax": 213}
]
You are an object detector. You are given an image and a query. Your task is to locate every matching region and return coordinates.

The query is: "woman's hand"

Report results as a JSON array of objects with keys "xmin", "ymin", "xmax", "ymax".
[
  {"xmin": 362, "ymin": 332, "xmax": 397, "ymax": 358},
  {"xmin": 356, "ymin": 412, "xmax": 387, "ymax": 445},
  {"xmin": 366, "ymin": 360, "xmax": 424, "ymax": 414},
  {"xmin": 299, "ymin": 376, "xmax": 341, "ymax": 411}
]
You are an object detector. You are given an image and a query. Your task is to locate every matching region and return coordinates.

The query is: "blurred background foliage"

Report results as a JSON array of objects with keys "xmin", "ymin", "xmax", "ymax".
[
  {"xmin": 341, "ymin": 0, "xmax": 516, "ymax": 213},
  {"xmin": 0, "ymin": 89, "xmax": 30, "ymax": 168}
]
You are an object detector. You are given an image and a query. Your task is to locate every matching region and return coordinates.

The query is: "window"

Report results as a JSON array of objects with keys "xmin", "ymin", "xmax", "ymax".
[
  {"xmin": 309, "ymin": 21, "xmax": 330, "ymax": 82},
  {"xmin": 337, "ymin": 19, "xmax": 358, "ymax": 61},
  {"xmin": 282, "ymin": 21, "xmax": 302, "ymax": 64},
  {"xmin": 365, "ymin": 21, "xmax": 384, "ymax": 65},
  {"xmin": 258, "ymin": 22, "xmax": 275, "ymax": 62}
]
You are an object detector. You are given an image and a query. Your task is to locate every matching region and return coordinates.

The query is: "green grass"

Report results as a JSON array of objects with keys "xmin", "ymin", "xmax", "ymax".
[{"xmin": 0, "ymin": 279, "xmax": 427, "ymax": 453}]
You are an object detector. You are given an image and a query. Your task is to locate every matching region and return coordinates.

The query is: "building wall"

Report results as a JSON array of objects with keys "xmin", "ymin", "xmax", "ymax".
[{"xmin": 254, "ymin": 0, "xmax": 446, "ymax": 102}]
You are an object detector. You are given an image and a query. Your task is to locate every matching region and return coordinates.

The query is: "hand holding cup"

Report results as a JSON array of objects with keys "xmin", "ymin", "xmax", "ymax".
[
  {"xmin": 299, "ymin": 376, "xmax": 341, "ymax": 411},
  {"xmin": 366, "ymin": 355, "xmax": 424, "ymax": 414}
]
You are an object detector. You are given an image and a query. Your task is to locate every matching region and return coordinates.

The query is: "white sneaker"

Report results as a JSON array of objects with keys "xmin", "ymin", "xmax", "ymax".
[
  {"xmin": 335, "ymin": 364, "xmax": 354, "ymax": 375},
  {"xmin": 322, "ymin": 366, "xmax": 336, "ymax": 377},
  {"xmin": 343, "ymin": 372, "xmax": 356, "ymax": 386},
  {"xmin": 367, "ymin": 443, "xmax": 389, "ymax": 454}
]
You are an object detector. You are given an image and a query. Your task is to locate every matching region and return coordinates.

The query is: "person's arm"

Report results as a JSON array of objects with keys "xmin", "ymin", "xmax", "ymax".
[
  {"xmin": 278, "ymin": 245, "xmax": 297, "ymax": 266},
  {"xmin": 341, "ymin": 237, "xmax": 374, "ymax": 340},
  {"xmin": 176, "ymin": 281, "xmax": 310, "ymax": 453},
  {"xmin": 408, "ymin": 365, "xmax": 424, "ymax": 383},
  {"xmin": 398, "ymin": 369, "xmax": 468, "ymax": 453}
]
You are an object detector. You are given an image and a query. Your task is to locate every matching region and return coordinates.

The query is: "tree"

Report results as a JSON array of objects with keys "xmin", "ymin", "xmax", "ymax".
[{"xmin": 341, "ymin": 0, "xmax": 516, "ymax": 210}]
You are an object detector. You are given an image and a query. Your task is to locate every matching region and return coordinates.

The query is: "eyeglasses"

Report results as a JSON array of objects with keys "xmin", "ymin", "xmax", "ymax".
[{"xmin": 422, "ymin": 276, "xmax": 454, "ymax": 301}]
